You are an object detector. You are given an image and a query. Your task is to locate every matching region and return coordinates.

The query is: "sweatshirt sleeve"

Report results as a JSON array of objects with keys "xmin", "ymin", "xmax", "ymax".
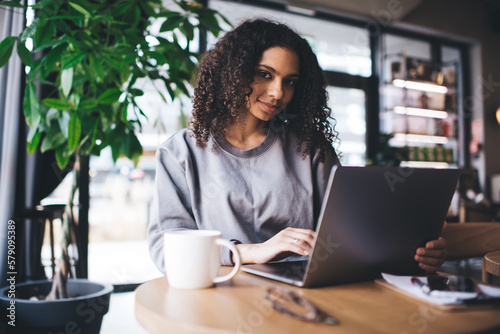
[{"xmin": 147, "ymin": 145, "xmax": 198, "ymax": 274}]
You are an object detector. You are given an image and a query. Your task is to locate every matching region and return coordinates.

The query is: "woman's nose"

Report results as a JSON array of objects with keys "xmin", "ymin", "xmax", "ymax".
[{"xmin": 267, "ymin": 80, "xmax": 283, "ymax": 100}]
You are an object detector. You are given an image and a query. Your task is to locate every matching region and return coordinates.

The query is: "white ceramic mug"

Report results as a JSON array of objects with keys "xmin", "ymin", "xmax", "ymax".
[{"xmin": 163, "ymin": 230, "xmax": 241, "ymax": 289}]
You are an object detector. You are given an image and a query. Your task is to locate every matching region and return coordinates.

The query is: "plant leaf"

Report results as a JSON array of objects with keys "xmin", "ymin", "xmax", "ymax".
[
  {"xmin": 41, "ymin": 132, "xmax": 65, "ymax": 153},
  {"xmin": 217, "ymin": 13, "xmax": 233, "ymax": 27},
  {"xmin": 199, "ymin": 14, "xmax": 225, "ymax": 38},
  {"xmin": 156, "ymin": 10, "xmax": 182, "ymax": 18},
  {"xmin": 1, "ymin": 1, "xmax": 26, "ymax": 8},
  {"xmin": 69, "ymin": 92, "xmax": 81, "ymax": 107},
  {"xmin": 68, "ymin": 112, "xmax": 82, "ymax": 153},
  {"xmin": 78, "ymin": 99, "xmax": 97, "ymax": 110},
  {"xmin": 61, "ymin": 67, "xmax": 74, "ymax": 98},
  {"xmin": 46, "ymin": 108, "xmax": 59, "ymax": 125},
  {"xmin": 62, "ymin": 53, "xmax": 86, "ymax": 70},
  {"xmin": 32, "ymin": 0, "xmax": 62, "ymax": 17},
  {"xmin": 97, "ymin": 88, "xmax": 122, "ymax": 105},
  {"xmin": 101, "ymin": 54, "xmax": 123, "ymax": 72},
  {"xmin": 34, "ymin": 21, "xmax": 56, "ymax": 50},
  {"xmin": 58, "ymin": 111, "xmax": 71, "ymax": 138},
  {"xmin": 120, "ymin": 130, "xmax": 142, "ymax": 166},
  {"xmin": 35, "ymin": 38, "xmax": 65, "ymax": 52},
  {"xmin": 27, "ymin": 130, "xmax": 41, "ymax": 155},
  {"xmin": 129, "ymin": 88, "xmax": 144, "ymax": 97},
  {"xmin": 88, "ymin": 55, "xmax": 104, "ymax": 83},
  {"xmin": 68, "ymin": 2, "xmax": 92, "ymax": 18},
  {"xmin": 20, "ymin": 18, "xmax": 39, "ymax": 41},
  {"xmin": 0, "ymin": 36, "xmax": 17, "ymax": 68},
  {"xmin": 55, "ymin": 146, "xmax": 71, "ymax": 170},
  {"xmin": 120, "ymin": 103, "xmax": 128, "ymax": 122},
  {"xmin": 44, "ymin": 43, "xmax": 68, "ymax": 70},
  {"xmin": 27, "ymin": 115, "xmax": 41, "ymax": 142},
  {"xmin": 139, "ymin": 1, "xmax": 156, "ymax": 17},
  {"xmin": 110, "ymin": 136, "xmax": 121, "ymax": 162},
  {"xmin": 179, "ymin": 19, "xmax": 194, "ymax": 42},
  {"xmin": 42, "ymin": 98, "xmax": 72, "ymax": 110},
  {"xmin": 23, "ymin": 83, "xmax": 40, "ymax": 127},
  {"xmin": 16, "ymin": 39, "xmax": 33, "ymax": 65},
  {"xmin": 159, "ymin": 15, "xmax": 184, "ymax": 32}
]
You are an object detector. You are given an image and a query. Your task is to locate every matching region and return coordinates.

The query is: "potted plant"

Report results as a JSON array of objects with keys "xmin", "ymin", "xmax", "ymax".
[{"xmin": 0, "ymin": 0, "xmax": 228, "ymax": 332}]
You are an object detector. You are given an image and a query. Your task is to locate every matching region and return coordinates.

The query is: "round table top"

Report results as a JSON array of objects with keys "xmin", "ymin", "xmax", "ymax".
[
  {"xmin": 485, "ymin": 250, "xmax": 500, "ymax": 263},
  {"xmin": 135, "ymin": 269, "xmax": 500, "ymax": 334},
  {"xmin": 484, "ymin": 250, "xmax": 500, "ymax": 276}
]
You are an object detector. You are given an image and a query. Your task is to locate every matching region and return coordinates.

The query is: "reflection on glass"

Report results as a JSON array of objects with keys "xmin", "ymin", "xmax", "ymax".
[
  {"xmin": 327, "ymin": 87, "xmax": 366, "ymax": 166},
  {"xmin": 384, "ymin": 34, "xmax": 431, "ymax": 60}
]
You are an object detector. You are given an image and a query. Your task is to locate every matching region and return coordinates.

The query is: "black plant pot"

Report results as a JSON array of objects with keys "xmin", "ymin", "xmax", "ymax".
[{"xmin": 0, "ymin": 279, "xmax": 113, "ymax": 334}]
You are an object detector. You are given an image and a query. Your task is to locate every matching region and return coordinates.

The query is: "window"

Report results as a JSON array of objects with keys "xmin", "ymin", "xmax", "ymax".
[
  {"xmin": 384, "ymin": 34, "xmax": 431, "ymax": 60},
  {"xmin": 209, "ymin": 0, "xmax": 371, "ymax": 77},
  {"xmin": 327, "ymin": 87, "xmax": 366, "ymax": 165}
]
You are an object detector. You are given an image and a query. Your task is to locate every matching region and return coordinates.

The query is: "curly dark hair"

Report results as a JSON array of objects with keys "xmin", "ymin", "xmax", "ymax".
[{"xmin": 190, "ymin": 18, "xmax": 338, "ymax": 161}]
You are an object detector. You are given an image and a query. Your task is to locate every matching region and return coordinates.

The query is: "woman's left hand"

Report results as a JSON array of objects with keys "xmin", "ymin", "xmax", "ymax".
[{"xmin": 414, "ymin": 237, "xmax": 447, "ymax": 273}]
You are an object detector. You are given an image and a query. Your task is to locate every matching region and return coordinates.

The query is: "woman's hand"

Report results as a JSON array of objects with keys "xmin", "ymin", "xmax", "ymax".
[
  {"xmin": 234, "ymin": 227, "xmax": 315, "ymax": 264},
  {"xmin": 414, "ymin": 237, "xmax": 447, "ymax": 273}
]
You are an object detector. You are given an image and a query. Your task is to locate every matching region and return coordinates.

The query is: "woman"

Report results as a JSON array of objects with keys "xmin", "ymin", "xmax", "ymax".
[{"xmin": 148, "ymin": 18, "xmax": 446, "ymax": 273}]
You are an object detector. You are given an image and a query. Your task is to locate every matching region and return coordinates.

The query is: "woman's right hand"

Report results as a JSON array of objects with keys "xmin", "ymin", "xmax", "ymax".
[{"xmin": 233, "ymin": 227, "xmax": 316, "ymax": 264}]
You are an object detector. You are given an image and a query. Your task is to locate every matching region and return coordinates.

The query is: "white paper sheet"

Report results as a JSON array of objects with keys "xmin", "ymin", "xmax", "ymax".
[{"xmin": 382, "ymin": 273, "xmax": 500, "ymax": 305}]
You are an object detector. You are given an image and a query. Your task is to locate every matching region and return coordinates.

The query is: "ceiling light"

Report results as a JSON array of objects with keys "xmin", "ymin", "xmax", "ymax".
[
  {"xmin": 392, "ymin": 79, "xmax": 448, "ymax": 94},
  {"xmin": 393, "ymin": 133, "xmax": 449, "ymax": 144},
  {"xmin": 393, "ymin": 106, "xmax": 448, "ymax": 119}
]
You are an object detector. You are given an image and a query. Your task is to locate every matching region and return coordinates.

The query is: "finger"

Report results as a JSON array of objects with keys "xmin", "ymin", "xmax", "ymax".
[
  {"xmin": 425, "ymin": 237, "xmax": 447, "ymax": 249},
  {"xmin": 283, "ymin": 229, "xmax": 315, "ymax": 248},
  {"xmin": 288, "ymin": 234, "xmax": 315, "ymax": 248},
  {"xmin": 286, "ymin": 242, "xmax": 311, "ymax": 256},
  {"xmin": 284, "ymin": 227, "xmax": 316, "ymax": 240},
  {"xmin": 414, "ymin": 254, "xmax": 445, "ymax": 267},
  {"xmin": 282, "ymin": 237, "xmax": 312, "ymax": 256},
  {"xmin": 416, "ymin": 248, "xmax": 448, "ymax": 259}
]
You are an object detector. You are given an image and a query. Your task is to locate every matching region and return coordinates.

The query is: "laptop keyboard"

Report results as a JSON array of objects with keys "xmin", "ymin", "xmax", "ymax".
[{"xmin": 265, "ymin": 260, "xmax": 308, "ymax": 281}]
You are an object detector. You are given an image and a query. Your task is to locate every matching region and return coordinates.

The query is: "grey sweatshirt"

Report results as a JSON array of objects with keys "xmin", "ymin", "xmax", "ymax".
[{"xmin": 147, "ymin": 127, "xmax": 338, "ymax": 273}]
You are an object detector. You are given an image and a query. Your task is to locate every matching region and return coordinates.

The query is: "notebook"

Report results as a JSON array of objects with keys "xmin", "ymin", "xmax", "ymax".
[{"xmin": 241, "ymin": 165, "xmax": 460, "ymax": 288}]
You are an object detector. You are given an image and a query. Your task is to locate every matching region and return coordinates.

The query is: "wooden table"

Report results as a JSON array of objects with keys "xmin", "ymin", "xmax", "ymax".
[
  {"xmin": 483, "ymin": 250, "xmax": 500, "ymax": 284},
  {"xmin": 135, "ymin": 269, "xmax": 500, "ymax": 334}
]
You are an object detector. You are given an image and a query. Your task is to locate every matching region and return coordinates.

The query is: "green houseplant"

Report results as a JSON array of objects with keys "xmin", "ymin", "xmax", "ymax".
[{"xmin": 0, "ymin": 0, "xmax": 228, "ymax": 332}]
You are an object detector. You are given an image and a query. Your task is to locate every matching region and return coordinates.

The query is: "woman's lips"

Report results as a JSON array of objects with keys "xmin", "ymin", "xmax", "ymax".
[{"xmin": 259, "ymin": 101, "xmax": 279, "ymax": 113}]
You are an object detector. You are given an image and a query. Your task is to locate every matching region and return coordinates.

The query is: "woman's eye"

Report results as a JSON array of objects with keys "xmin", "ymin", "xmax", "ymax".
[
  {"xmin": 258, "ymin": 71, "xmax": 271, "ymax": 79},
  {"xmin": 286, "ymin": 79, "xmax": 297, "ymax": 87}
]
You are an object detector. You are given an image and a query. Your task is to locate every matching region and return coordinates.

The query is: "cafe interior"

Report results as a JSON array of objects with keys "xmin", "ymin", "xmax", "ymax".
[{"xmin": 1, "ymin": 0, "xmax": 500, "ymax": 333}]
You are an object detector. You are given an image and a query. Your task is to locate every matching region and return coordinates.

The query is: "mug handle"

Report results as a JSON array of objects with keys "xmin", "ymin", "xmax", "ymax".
[{"xmin": 213, "ymin": 239, "xmax": 241, "ymax": 284}]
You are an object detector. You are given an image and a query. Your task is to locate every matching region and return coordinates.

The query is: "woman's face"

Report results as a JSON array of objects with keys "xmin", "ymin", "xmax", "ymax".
[{"xmin": 245, "ymin": 46, "xmax": 300, "ymax": 122}]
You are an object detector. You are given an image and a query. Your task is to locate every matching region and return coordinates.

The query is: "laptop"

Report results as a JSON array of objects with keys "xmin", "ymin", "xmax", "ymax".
[{"xmin": 242, "ymin": 165, "xmax": 460, "ymax": 288}]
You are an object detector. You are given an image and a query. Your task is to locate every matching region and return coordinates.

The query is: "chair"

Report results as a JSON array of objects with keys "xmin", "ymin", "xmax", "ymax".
[
  {"xmin": 442, "ymin": 222, "xmax": 500, "ymax": 284},
  {"xmin": 37, "ymin": 203, "xmax": 67, "ymax": 278},
  {"xmin": 444, "ymin": 222, "xmax": 500, "ymax": 260}
]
